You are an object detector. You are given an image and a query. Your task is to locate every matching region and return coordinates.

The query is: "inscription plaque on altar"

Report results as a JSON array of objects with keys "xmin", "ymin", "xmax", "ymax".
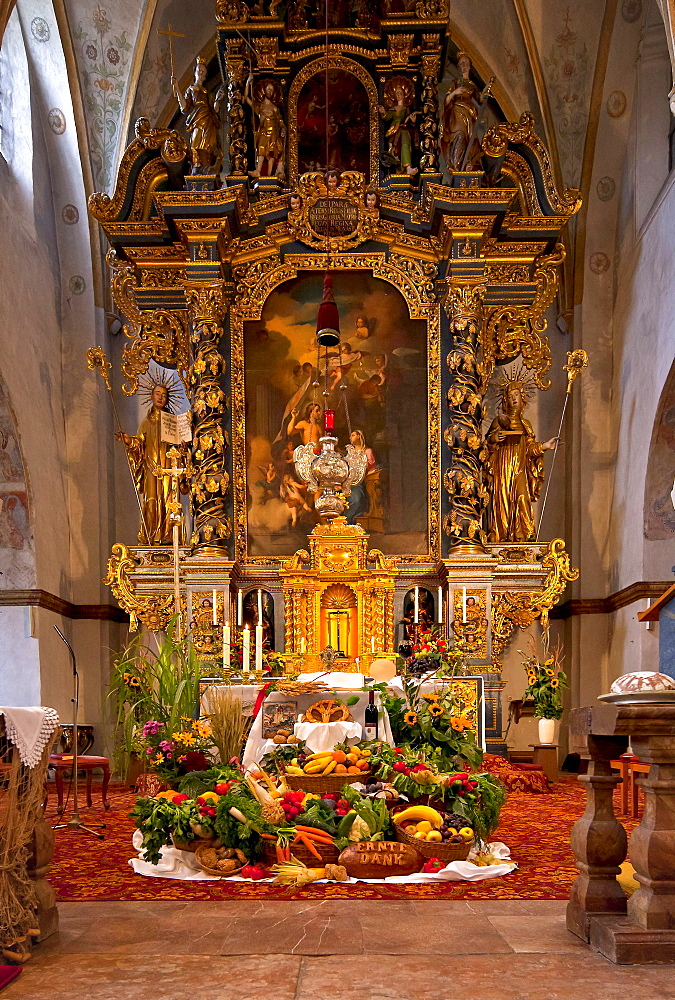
[{"xmin": 308, "ymin": 198, "xmax": 358, "ymax": 237}]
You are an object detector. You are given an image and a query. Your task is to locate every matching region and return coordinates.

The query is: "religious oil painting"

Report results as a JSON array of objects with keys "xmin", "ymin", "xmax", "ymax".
[
  {"xmin": 297, "ymin": 70, "xmax": 370, "ymax": 175},
  {"xmin": 244, "ymin": 271, "xmax": 428, "ymax": 557}
]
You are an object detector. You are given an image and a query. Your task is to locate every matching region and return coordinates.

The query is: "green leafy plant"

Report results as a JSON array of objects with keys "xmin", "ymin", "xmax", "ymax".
[{"xmin": 107, "ymin": 618, "xmax": 211, "ymax": 776}]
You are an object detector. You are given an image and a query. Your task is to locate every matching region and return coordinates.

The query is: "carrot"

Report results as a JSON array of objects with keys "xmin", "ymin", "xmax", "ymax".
[
  {"xmin": 275, "ymin": 844, "xmax": 285, "ymax": 864},
  {"xmin": 296, "ymin": 832, "xmax": 322, "ymax": 860},
  {"xmin": 295, "ymin": 825, "xmax": 335, "ymax": 840},
  {"xmin": 260, "ymin": 833, "xmax": 277, "ymax": 841},
  {"xmin": 294, "ymin": 829, "xmax": 335, "ymax": 844}
]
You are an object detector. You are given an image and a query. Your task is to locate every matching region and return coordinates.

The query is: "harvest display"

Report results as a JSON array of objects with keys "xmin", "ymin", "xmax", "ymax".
[{"xmin": 132, "ymin": 738, "xmax": 507, "ymax": 887}]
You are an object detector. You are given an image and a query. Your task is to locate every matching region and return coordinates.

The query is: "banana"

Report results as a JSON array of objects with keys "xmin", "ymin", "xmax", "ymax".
[
  {"xmin": 304, "ymin": 762, "xmax": 326, "ymax": 774},
  {"xmin": 286, "ymin": 766, "xmax": 304, "ymax": 775},
  {"xmin": 392, "ymin": 805, "xmax": 444, "ymax": 829},
  {"xmin": 322, "ymin": 759, "xmax": 337, "ymax": 775},
  {"xmin": 306, "ymin": 751, "xmax": 334, "ymax": 761}
]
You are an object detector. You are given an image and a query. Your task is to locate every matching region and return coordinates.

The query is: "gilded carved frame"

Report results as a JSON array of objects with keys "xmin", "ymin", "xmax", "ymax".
[
  {"xmin": 229, "ymin": 251, "xmax": 441, "ymax": 565},
  {"xmin": 287, "ymin": 53, "xmax": 380, "ymax": 188}
]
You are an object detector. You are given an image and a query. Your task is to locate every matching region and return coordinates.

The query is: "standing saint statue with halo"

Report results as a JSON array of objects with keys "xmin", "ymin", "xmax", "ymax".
[
  {"xmin": 485, "ymin": 367, "xmax": 557, "ymax": 543},
  {"xmin": 116, "ymin": 373, "xmax": 188, "ymax": 545}
]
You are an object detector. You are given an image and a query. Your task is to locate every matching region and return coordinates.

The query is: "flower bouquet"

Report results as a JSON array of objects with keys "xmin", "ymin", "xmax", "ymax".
[
  {"xmin": 135, "ymin": 718, "xmax": 216, "ymax": 785},
  {"xmin": 521, "ymin": 639, "xmax": 568, "ymax": 721}
]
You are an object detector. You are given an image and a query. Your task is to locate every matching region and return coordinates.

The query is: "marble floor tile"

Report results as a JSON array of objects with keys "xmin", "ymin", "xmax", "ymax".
[
  {"xmin": 358, "ymin": 910, "xmax": 513, "ymax": 954},
  {"xmin": 486, "ymin": 913, "xmax": 588, "ymax": 953},
  {"xmin": 3, "ymin": 955, "xmax": 302, "ymax": 1000},
  {"xmin": 294, "ymin": 954, "xmax": 675, "ymax": 1000}
]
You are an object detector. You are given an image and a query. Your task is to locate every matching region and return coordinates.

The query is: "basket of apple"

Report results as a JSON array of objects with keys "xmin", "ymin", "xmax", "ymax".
[{"xmin": 392, "ymin": 805, "xmax": 474, "ymax": 861}]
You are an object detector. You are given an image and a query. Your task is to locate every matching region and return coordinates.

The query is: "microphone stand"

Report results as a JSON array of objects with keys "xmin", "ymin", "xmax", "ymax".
[{"xmin": 52, "ymin": 626, "xmax": 105, "ymax": 839}]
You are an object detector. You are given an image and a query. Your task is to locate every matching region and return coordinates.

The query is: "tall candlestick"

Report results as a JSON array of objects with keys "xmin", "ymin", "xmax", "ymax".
[
  {"xmin": 223, "ymin": 622, "xmax": 231, "ymax": 669},
  {"xmin": 414, "ymin": 586, "xmax": 419, "ymax": 624},
  {"xmin": 212, "ymin": 589, "xmax": 218, "ymax": 625},
  {"xmin": 255, "ymin": 624, "xmax": 263, "ymax": 671},
  {"xmin": 257, "ymin": 588, "xmax": 263, "ymax": 625},
  {"xmin": 242, "ymin": 625, "xmax": 250, "ymax": 674},
  {"xmin": 237, "ymin": 589, "xmax": 243, "ymax": 627},
  {"xmin": 437, "ymin": 586, "xmax": 443, "ymax": 624},
  {"xmin": 462, "ymin": 587, "xmax": 467, "ymax": 624}
]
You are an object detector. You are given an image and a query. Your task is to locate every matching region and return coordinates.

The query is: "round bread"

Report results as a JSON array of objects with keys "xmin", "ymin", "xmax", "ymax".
[
  {"xmin": 303, "ymin": 699, "xmax": 352, "ymax": 723},
  {"xmin": 610, "ymin": 671, "xmax": 675, "ymax": 693}
]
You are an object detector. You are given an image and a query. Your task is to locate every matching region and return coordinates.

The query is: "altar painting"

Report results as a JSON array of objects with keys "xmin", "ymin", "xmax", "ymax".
[{"xmin": 244, "ymin": 272, "xmax": 428, "ymax": 556}]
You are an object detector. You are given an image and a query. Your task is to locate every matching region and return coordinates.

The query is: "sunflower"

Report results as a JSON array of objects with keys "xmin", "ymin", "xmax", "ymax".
[
  {"xmin": 422, "ymin": 694, "xmax": 441, "ymax": 703},
  {"xmin": 403, "ymin": 710, "xmax": 418, "ymax": 726},
  {"xmin": 550, "ymin": 677, "xmax": 560, "ymax": 688},
  {"xmin": 544, "ymin": 658, "xmax": 554, "ymax": 666},
  {"xmin": 428, "ymin": 703, "xmax": 444, "ymax": 717},
  {"xmin": 450, "ymin": 715, "xmax": 471, "ymax": 732},
  {"xmin": 527, "ymin": 672, "xmax": 537, "ymax": 685},
  {"xmin": 129, "ymin": 676, "xmax": 142, "ymax": 689},
  {"xmin": 545, "ymin": 668, "xmax": 554, "ymax": 677}
]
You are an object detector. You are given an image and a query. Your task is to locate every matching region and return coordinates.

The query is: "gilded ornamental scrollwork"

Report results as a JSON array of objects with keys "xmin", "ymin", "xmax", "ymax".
[
  {"xmin": 108, "ymin": 250, "xmax": 189, "ymax": 396},
  {"xmin": 185, "ymin": 281, "xmax": 232, "ymax": 550},
  {"xmin": 286, "ymin": 172, "xmax": 380, "ymax": 252},
  {"xmin": 104, "ymin": 543, "xmax": 174, "ymax": 632}
]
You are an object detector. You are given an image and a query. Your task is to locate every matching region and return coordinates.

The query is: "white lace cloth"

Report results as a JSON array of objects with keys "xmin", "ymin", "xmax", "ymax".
[{"xmin": 0, "ymin": 706, "xmax": 60, "ymax": 768}]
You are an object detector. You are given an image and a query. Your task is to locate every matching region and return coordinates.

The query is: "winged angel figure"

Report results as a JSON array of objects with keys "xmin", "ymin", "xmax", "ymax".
[{"xmin": 293, "ymin": 439, "xmax": 368, "ymax": 522}]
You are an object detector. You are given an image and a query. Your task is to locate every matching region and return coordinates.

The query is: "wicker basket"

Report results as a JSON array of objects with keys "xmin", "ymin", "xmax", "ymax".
[
  {"xmin": 284, "ymin": 770, "xmax": 371, "ymax": 794},
  {"xmin": 261, "ymin": 838, "xmax": 340, "ymax": 867},
  {"xmin": 393, "ymin": 822, "xmax": 473, "ymax": 861},
  {"xmin": 194, "ymin": 842, "xmax": 245, "ymax": 877}
]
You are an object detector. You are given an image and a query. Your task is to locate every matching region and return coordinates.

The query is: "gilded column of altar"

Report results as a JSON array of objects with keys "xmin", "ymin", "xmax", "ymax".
[
  {"xmin": 225, "ymin": 39, "xmax": 247, "ymax": 179},
  {"xmin": 443, "ymin": 282, "xmax": 489, "ymax": 548},
  {"xmin": 419, "ymin": 47, "xmax": 441, "ymax": 175},
  {"xmin": 184, "ymin": 281, "xmax": 232, "ymax": 550}
]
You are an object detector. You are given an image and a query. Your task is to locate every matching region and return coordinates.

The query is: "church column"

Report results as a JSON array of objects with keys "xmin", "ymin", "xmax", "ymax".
[
  {"xmin": 442, "ymin": 280, "xmax": 489, "ymax": 550},
  {"xmin": 225, "ymin": 39, "xmax": 248, "ymax": 183},
  {"xmin": 184, "ymin": 281, "xmax": 232, "ymax": 552},
  {"xmin": 419, "ymin": 45, "xmax": 442, "ymax": 182}
]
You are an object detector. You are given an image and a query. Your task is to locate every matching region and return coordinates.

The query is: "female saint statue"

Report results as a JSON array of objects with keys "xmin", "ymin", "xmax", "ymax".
[
  {"xmin": 116, "ymin": 375, "xmax": 188, "ymax": 545},
  {"xmin": 379, "ymin": 77, "xmax": 419, "ymax": 176},
  {"xmin": 244, "ymin": 76, "xmax": 286, "ymax": 179},
  {"xmin": 172, "ymin": 57, "xmax": 225, "ymax": 174},
  {"xmin": 441, "ymin": 52, "xmax": 485, "ymax": 172},
  {"xmin": 485, "ymin": 371, "xmax": 556, "ymax": 543}
]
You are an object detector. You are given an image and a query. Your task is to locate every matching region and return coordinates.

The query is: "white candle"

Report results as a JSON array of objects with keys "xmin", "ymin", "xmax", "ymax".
[
  {"xmin": 414, "ymin": 586, "xmax": 419, "ymax": 624},
  {"xmin": 371, "ymin": 636, "xmax": 375, "ymax": 653},
  {"xmin": 223, "ymin": 622, "xmax": 231, "ymax": 669},
  {"xmin": 255, "ymin": 624, "xmax": 263, "ymax": 670},
  {"xmin": 242, "ymin": 625, "xmax": 250, "ymax": 673},
  {"xmin": 212, "ymin": 589, "xmax": 218, "ymax": 625},
  {"xmin": 462, "ymin": 587, "xmax": 467, "ymax": 624},
  {"xmin": 257, "ymin": 589, "xmax": 263, "ymax": 625},
  {"xmin": 437, "ymin": 586, "xmax": 443, "ymax": 624},
  {"xmin": 237, "ymin": 589, "xmax": 243, "ymax": 627},
  {"xmin": 300, "ymin": 637, "xmax": 306, "ymax": 654}
]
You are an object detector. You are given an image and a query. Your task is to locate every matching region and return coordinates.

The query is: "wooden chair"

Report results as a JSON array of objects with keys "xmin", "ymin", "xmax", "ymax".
[{"xmin": 48, "ymin": 754, "xmax": 111, "ymax": 813}]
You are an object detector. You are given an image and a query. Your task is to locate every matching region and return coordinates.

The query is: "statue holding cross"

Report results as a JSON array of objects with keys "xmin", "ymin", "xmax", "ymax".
[{"xmin": 159, "ymin": 22, "xmax": 225, "ymax": 175}]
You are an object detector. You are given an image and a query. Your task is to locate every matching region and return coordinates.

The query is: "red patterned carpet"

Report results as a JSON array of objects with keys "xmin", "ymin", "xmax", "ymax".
[{"xmin": 44, "ymin": 777, "xmax": 640, "ymax": 901}]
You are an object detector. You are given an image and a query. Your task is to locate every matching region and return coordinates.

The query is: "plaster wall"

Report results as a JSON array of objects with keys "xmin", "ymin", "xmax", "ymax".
[{"xmin": 0, "ymin": 4, "xmax": 123, "ymax": 733}]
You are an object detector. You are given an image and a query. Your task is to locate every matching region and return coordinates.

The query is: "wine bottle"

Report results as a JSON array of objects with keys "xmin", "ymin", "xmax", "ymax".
[{"xmin": 364, "ymin": 689, "xmax": 378, "ymax": 740}]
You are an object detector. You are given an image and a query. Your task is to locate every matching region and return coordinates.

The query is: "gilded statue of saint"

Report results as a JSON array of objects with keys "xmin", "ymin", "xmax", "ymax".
[
  {"xmin": 379, "ymin": 76, "xmax": 419, "ymax": 176},
  {"xmin": 116, "ymin": 377, "xmax": 188, "ymax": 545},
  {"xmin": 172, "ymin": 57, "xmax": 225, "ymax": 174},
  {"xmin": 485, "ymin": 374, "xmax": 556, "ymax": 543},
  {"xmin": 244, "ymin": 76, "xmax": 286, "ymax": 179},
  {"xmin": 441, "ymin": 52, "xmax": 485, "ymax": 172}
]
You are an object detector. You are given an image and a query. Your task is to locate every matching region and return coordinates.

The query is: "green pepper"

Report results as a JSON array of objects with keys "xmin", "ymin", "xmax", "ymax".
[{"xmin": 337, "ymin": 809, "xmax": 358, "ymax": 837}]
